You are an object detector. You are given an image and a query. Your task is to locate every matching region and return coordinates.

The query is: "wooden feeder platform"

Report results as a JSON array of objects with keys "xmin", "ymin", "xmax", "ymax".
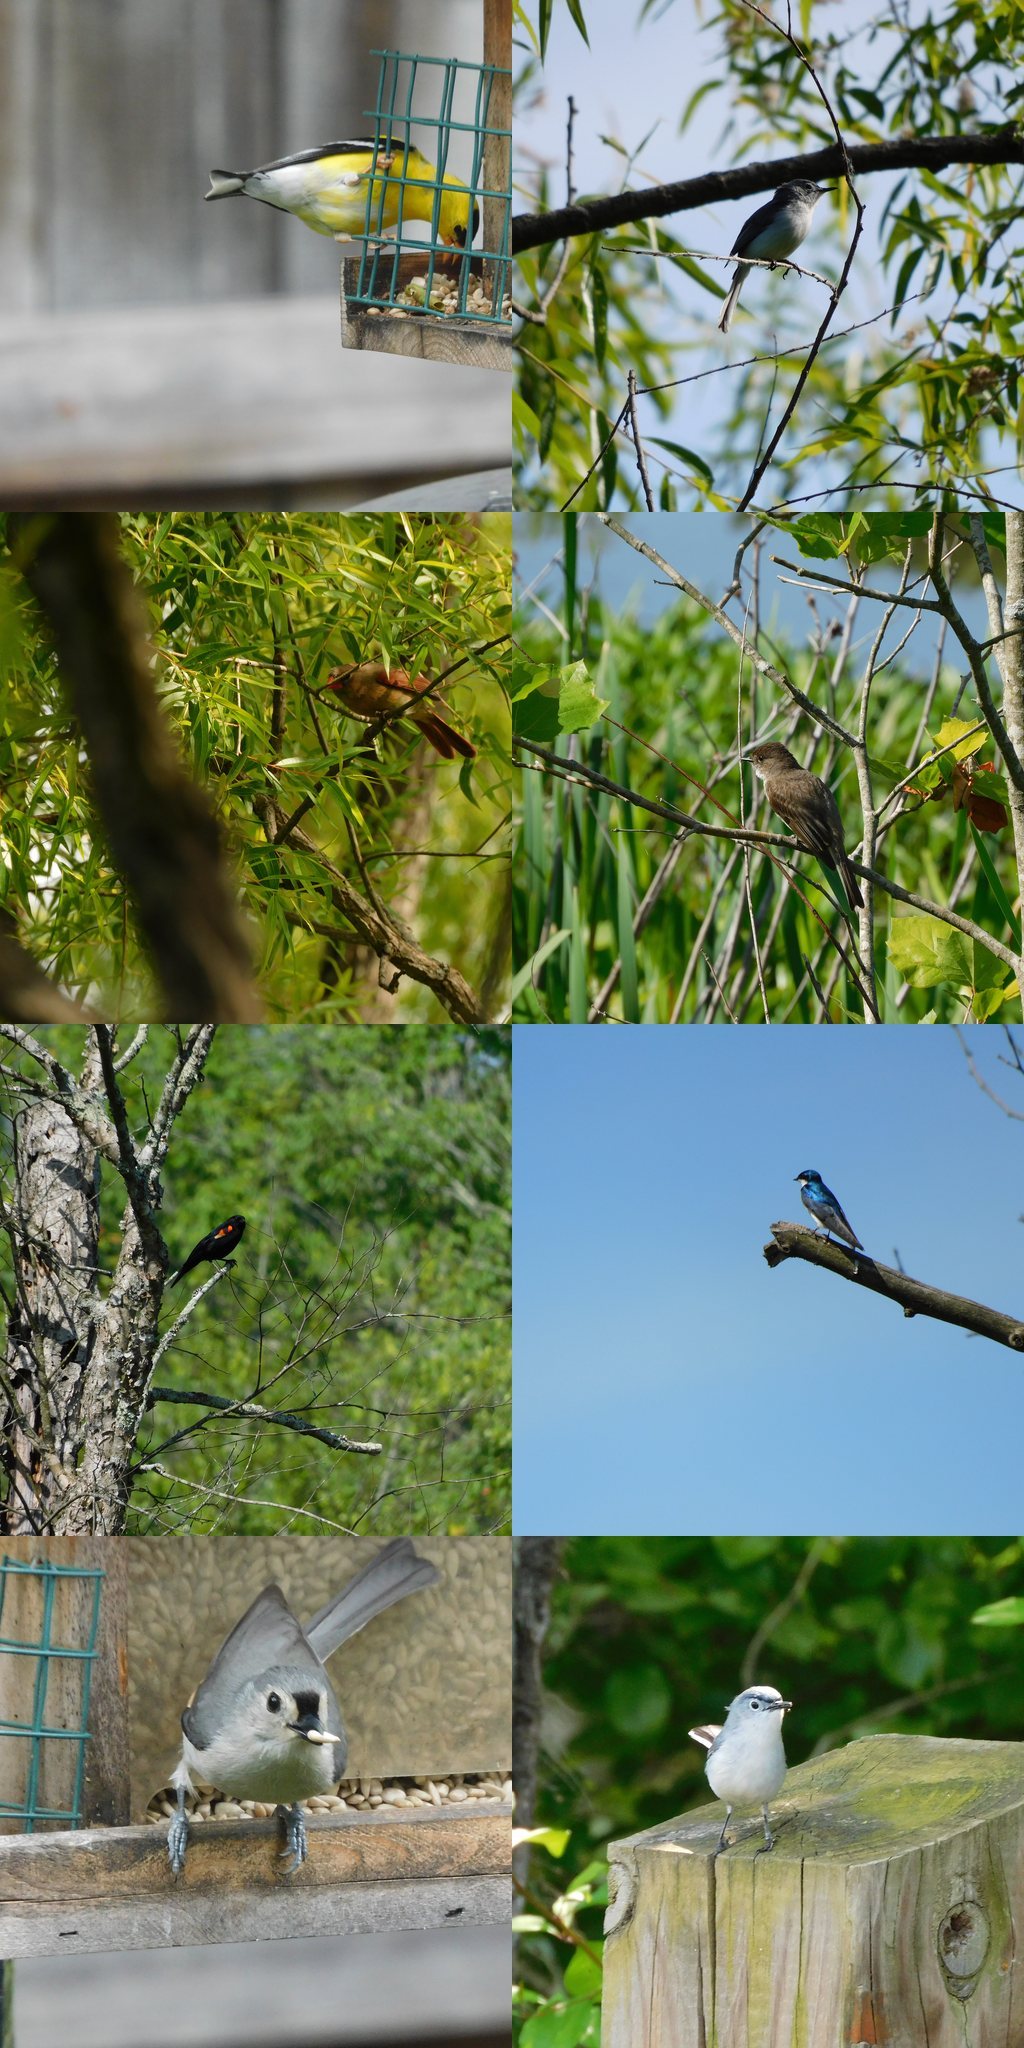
[
  {"xmin": 340, "ymin": 253, "xmax": 512, "ymax": 372},
  {"xmin": 0, "ymin": 1798, "xmax": 512, "ymax": 1955}
]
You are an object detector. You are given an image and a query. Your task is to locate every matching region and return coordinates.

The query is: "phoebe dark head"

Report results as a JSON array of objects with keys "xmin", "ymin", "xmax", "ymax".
[{"xmin": 746, "ymin": 742, "xmax": 800, "ymax": 774}]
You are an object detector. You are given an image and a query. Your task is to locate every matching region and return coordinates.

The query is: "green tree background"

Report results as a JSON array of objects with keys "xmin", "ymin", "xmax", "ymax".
[
  {"xmin": 515, "ymin": 1535, "xmax": 1024, "ymax": 2043},
  {"xmin": 0, "ymin": 1025, "xmax": 511, "ymax": 1535},
  {"xmin": 0, "ymin": 511, "xmax": 511, "ymax": 1021},
  {"xmin": 514, "ymin": 0, "xmax": 1024, "ymax": 510},
  {"xmin": 538, "ymin": 1537, "xmax": 1023, "ymax": 1845},
  {"xmin": 514, "ymin": 511, "xmax": 1022, "ymax": 1023}
]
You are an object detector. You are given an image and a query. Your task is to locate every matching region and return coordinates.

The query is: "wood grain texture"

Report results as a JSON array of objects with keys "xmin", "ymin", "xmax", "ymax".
[
  {"xmin": 0, "ymin": 1803, "xmax": 512, "ymax": 1955},
  {"xmin": 481, "ymin": 0, "xmax": 511, "ymax": 302},
  {"xmin": 604, "ymin": 1734, "xmax": 1024, "ymax": 2048},
  {"xmin": 0, "ymin": 0, "xmax": 42, "ymax": 312},
  {"xmin": 76, "ymin": 1544, "xmax": 130, "ymax": 1831},
  {"xmin": 340, "ymin": 278, "xmax": 513, "ymax": 371}
]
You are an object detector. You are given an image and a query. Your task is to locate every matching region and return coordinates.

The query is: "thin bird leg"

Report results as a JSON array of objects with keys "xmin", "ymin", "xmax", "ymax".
[
  {"xmin": 277, "ymin": 1802, "xmax": 309, "ymax": 1874},
  {"xmin": 167, "ymin": 1785, "xmax": 190, "ymax": 1875}
]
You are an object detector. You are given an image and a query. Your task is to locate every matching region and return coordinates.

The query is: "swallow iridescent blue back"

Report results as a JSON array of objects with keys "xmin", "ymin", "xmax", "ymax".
[{"xmin": 794, "ymin": 1169, "xmax": 863, "ymax": 1250}]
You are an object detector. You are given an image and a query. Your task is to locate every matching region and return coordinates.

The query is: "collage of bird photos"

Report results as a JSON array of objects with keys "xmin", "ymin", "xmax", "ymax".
[{"xmin": 2, "ymin": 2, "xmax": 1024, "ymax": 2046}]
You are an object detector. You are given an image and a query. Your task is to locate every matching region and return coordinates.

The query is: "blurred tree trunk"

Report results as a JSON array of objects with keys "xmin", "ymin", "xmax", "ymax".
[{"xmin": 513, "ymin": 1537, "xmax": 563, "ymax": 1889}]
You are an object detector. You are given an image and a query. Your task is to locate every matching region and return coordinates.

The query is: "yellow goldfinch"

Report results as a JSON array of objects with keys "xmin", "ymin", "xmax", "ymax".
[{"xmin": 205, "ymin": 140, "xmax": 477, "ymax": 247}]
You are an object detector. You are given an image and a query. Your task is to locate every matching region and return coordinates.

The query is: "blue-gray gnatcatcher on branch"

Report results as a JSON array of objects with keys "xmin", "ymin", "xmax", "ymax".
[
  {"xmin": 167, "ymin": 1538, "xmax": 439, "ymax": 1875},
  {"xmin": 689, "ymin": 1684, "xmax": 792, "ymax": 1850},
  {"xmin": 718, "ymin": 180, "xmax": 827, "ymax": 332}
]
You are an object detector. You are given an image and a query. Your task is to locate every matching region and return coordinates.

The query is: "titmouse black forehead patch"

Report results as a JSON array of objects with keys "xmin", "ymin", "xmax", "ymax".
[{"xmin": 290, "ymin": 1688, "xmax": 326, "ymax": 1720}]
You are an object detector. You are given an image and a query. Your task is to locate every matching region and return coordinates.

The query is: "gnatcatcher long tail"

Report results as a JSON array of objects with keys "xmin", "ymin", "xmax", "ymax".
[{"xmin": 718, "ymin": 180, "xmax": 827, "ymax": 332}]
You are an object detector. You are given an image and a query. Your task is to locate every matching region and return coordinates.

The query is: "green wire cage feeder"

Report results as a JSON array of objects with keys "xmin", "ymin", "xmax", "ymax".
[
  {"xmin": 0, "ymin": 1556, "xmax": 104, "ymax": 1832},
  {"xmin": 340, "ymin": 44, "xmax": 512, "ymax": 372}
]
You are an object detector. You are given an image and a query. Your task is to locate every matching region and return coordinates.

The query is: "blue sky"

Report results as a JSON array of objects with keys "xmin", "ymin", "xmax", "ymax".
[
  {"xmin": 513, "ymin": 1024, "xmax": 1024, "ymax": 1534},
  {"xmin": 515, "ymin": 512, "xmax": 991, "ymax": 655}
]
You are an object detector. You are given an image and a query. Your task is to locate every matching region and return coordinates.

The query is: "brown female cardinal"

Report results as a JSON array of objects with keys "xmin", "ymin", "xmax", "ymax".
[{"xmin": 323, "ymin": 662, "xmax": 476, "ymax": 761}]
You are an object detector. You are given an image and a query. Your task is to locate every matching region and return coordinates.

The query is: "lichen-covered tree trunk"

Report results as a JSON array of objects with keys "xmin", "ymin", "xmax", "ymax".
[
  {"xmin": 4, "ymin": 1043, "xmax": 103, "ymax": 1530},
  {"xmin": 1, "ymin": 1026, "xmax": 210, "ymax": 1533}
]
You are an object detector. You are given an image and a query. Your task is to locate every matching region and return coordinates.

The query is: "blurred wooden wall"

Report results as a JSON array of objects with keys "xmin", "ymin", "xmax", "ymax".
[{"xmin": 0, "ymin": 0, "xmax": 481, "ymax": 312}]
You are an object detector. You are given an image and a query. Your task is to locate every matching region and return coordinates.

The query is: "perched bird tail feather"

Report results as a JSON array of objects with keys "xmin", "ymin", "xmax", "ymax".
[
  {"xmin": 205, "ymin": 170, "xmax": 245, "ymax": 201},
  {"xmin": 840, "ymin": 857, "xmax": 864, "ymax": 911},
  {"xmin": 416, "ymin": 714, "xmax": 476, "ymax": 760},
  {"xmin": 718, "ymin": 263, "xmax": 749, "ymax": 333},
  {"xmin": 306, "ymin": 1538, "xmax": 439, "ymax": 1659}
]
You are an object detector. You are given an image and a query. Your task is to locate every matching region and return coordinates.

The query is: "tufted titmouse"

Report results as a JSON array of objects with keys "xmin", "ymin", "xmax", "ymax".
[
  {"xmin": 167, "ymin": 1538, "xmax": 440, "ymax": 1875},
  {"xmin": 718, "ymin": 181, "xmax": 827, "ymax": 332},
  {"xmin": 689, "ymin": 1684, "xmax": 792, "ymax": 1850}
]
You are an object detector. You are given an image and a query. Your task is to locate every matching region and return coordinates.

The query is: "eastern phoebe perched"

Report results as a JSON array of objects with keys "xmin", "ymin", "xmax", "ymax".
[{"xmin": 745, "ymin": 742, "xmax": 864, "ymax": 910}]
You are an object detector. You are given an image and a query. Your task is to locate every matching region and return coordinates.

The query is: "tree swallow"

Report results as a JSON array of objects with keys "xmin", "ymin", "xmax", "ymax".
[{"xmin": 794, "ymin": 1170, "xmax": 863, "ymax": 1249}]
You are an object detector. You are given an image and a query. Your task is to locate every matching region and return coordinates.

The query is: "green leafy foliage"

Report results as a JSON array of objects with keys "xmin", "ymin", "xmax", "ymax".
[
  {"xmin": 514, "ymin": 1536, "xmax": 1024, "ymax": 2038},
  {"xmin": 535, "ymin": 1536, "xmax": 1024, "ymax": 1842},
  {"xmin": 514, "ymin": 521, "xmax": 1022, "ymax": 1021},
  {"xmin": 0, "ymin": 513, "xmax": 512, "ymax": 1020},
  {"xmin": 514, "ymin": 1, "xmax": 1024, "ymax": 507},
  {"xmin": 0, "ymin": 1026, "xmax": 511, "ymax": 1535}
]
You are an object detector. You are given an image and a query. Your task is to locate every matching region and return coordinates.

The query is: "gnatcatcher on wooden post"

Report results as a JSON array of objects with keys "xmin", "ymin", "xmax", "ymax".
[{"xmin": 603, "ymin": 1732, "xmax": 1024, "ymax": 2048}]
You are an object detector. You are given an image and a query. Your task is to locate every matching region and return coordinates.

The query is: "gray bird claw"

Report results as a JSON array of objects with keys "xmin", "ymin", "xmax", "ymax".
[
  {"xmin": 277, "ymin": 1804, "xmax": 308, "ymax": 1874},
  {"xmin": 167, "ymin": 1812, "xmax": 189, "ymax": 1875}
]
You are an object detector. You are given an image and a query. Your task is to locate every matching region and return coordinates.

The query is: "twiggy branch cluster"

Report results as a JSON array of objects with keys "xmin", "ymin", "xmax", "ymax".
[{"xmin": 515, "ymin": 506, "xmax": 1024, "ymax": 1021}]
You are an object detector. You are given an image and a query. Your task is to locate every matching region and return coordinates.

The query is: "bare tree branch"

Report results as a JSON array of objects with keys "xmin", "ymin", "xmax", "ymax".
[
  {"xmin": 516, "ymin": 735, "xmax": 1020, "ymax": 976},
  {"xmin": 764, "ymin": 1221, "xmax": 1024, "ymax": 1351},
  {"xmin": 513, "ymin": 132, "xmax": 1024, "ymax": 256},
  {"xmin": 143, "ymin": 1387, "xmax": 382, "ymax": 1456},
  {"xmin": 253, "ymin": 798, "xmax": 489, "ymax": 1024}
]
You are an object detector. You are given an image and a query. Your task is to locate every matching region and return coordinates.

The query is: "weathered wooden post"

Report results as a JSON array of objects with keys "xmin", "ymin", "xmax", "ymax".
[{"xmin": 604, "ymin": 1733, "xmax": 1024, "ymax": 2048}]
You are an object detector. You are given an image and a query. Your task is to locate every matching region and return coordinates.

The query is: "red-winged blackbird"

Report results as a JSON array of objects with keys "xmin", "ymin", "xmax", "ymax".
[
  {"xmin": 746, "ymin": 742, "xmax": 864, "ymax": 910},
  {"xmin": 171, "ymin": 1214, "xmax": 246, "ymax": 1284},
  {"xmin": 324, "ymin": 662, "xmax": 475, "ymax": 761}
]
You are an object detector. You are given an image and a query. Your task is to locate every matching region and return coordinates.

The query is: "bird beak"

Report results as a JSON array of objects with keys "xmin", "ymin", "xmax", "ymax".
[
  {"xmin": 774, "ymin": 1699, "xmax": 793, "ymax": 1712},
  {"xmin": 288, "ymin": 1712, "xmax": 333, "ymax": 1744}
]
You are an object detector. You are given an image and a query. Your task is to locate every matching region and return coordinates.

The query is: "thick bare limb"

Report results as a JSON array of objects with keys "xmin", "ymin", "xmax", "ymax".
[
  {"xmin": 764, "ymin": 1221, "xmax": 1024, "ymax": 1351},
  {"xmin": 513, "ymin": 133, "xmax": 1024, "ymax": 256}
]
